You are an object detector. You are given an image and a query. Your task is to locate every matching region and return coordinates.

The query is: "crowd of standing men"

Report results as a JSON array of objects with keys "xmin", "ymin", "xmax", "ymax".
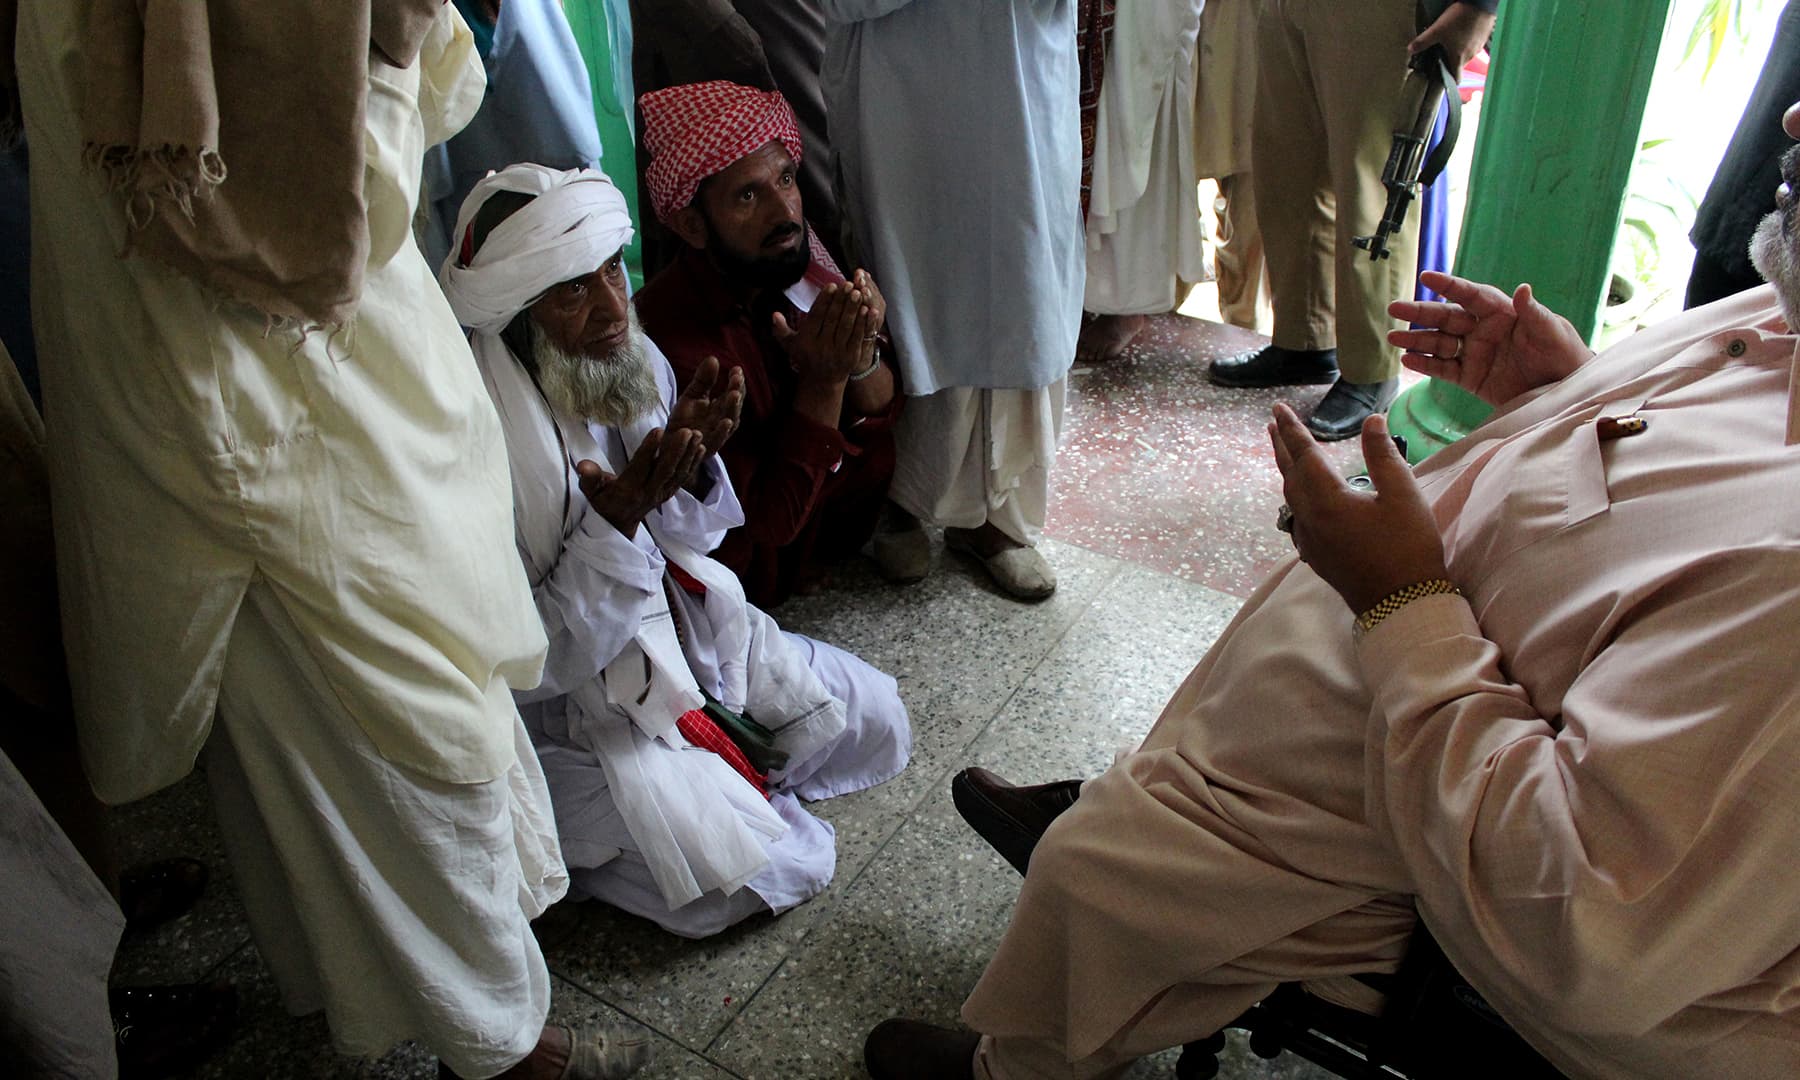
[{"xmin": 7, "ymin": 1, "xmax": 1496, "ymax": 1075}]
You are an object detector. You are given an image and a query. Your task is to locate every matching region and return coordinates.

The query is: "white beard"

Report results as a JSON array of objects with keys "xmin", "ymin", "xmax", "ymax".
[
  {"xmin": 1750, "ymin": 207, "xmax": 1800, "ymax": 329},
  {"xmin": 528, "ymin": 310, "xmax": 660, "ymax": 428}
]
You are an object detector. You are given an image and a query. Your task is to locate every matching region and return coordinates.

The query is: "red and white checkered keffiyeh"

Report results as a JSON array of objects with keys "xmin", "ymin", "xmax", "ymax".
[{"xmin": 639, "ymin": 80, "xmax": 804, "ymax": 224}]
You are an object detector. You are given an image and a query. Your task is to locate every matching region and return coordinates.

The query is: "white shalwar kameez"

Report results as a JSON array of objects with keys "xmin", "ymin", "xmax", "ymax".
[
  {"xmin": 1082, "ymin": 1, "xmax": 1208, "ymax": 317},
  {"xmin": 19, "ymin": 5, "xmax": 567, "ymax": 1076},
  {"xmin": 822, "ymin": 0, "xmax": 1083, "ymax": 545},
  {"xmin": 473, "ymin": 331, "xmax": 912, "ymax": 936},
  {"xmin": 442, "ymin": 164, "xmax": 910, "ymax": 936}
]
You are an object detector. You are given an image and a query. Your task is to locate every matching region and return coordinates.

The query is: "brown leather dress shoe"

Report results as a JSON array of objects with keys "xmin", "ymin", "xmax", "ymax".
[
  {"xmin": 864, "ymin": 1018, "xmax": 981, "ymax": 1080},
  {"xmin": 951, "ymin": 767, "xmax": 1082, "ymax": 875}
]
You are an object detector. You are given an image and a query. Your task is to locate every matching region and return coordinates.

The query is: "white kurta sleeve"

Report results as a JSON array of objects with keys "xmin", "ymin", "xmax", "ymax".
[
  {"xmin": 646, "ymin": 455, "xmax": 743, "ymax": 555},
  {"xmin": 517, "ymin": 508, "xmax": 666, "ymax": 703},
  {"xmin": 1356, "ymin": 559, "xmax": 1800, "ymax": 1036}
]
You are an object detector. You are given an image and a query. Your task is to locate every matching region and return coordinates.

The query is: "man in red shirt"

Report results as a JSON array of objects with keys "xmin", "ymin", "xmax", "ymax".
[{"xmin": 634, "ymin": 81, "xmax": 906, "ymax": 607}]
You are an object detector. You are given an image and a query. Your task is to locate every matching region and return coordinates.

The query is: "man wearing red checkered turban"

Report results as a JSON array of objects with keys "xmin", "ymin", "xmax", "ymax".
[{"xmin": 635, "ymin": 80, "xmax": 911, "ymax": 608}]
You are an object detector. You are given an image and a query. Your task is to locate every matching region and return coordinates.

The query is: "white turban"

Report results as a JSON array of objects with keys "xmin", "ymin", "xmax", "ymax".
[{"xmin": 438, "ymin": 163, "xmax": 635, "ymax": 333}]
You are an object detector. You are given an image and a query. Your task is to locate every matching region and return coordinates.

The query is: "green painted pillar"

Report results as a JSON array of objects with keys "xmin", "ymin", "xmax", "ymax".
[
  {"xmin": 564, "ymin": 0, "xmax": 647, "ymax": 292},
  {"xmin": 1388, "ymin": 0, "xmax": 1674, "ymax": 462}
]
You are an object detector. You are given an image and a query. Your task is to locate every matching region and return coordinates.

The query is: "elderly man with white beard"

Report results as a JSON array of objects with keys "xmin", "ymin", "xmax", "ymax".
[
  {"xmin": 869, "ymin": 105, "xmax": 1800, "ymax": 1079},
  {"xmin": 440, "ymin": 164, "xmax": 911, "ymax": 938}
]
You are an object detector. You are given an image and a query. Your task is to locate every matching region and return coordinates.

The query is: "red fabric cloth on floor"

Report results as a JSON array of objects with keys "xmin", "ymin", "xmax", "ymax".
[{"xmin": 675, "ymin": 708, "xmax": 769, "ymax": 798}]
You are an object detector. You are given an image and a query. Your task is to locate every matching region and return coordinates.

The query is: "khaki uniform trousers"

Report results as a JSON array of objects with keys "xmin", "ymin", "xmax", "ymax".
[
  {"xmin": 1213, "ymin": 174, "xmax": 1272, "ymax": 335},
  {"xmin": 1252, "ymin": 0, "xmax": 1421, "ymax": 383}
]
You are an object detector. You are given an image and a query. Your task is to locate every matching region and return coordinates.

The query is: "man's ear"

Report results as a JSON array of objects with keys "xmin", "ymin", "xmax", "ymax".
[{"xmin": 668, "ymin": 205, "xmax": 709, "ymax": 251}]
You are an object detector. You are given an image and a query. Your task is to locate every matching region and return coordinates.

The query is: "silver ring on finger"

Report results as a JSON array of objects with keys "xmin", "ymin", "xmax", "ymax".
[{"xmin": 1447, "ymin": 336, "xmax": 1464, "ymax": 359}]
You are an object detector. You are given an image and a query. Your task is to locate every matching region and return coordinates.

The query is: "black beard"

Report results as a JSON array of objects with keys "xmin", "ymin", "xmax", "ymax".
[{"xmin": 703, "ymin": 212, "xmax": 810, "ymax": 291}]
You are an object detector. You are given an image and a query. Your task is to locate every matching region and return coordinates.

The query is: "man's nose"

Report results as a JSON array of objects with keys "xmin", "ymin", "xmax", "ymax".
[
  {"xmin": 587, "ymin": 281, "xmax": 630, "ymax": 330},
  {"xmin": 771, "ymin": 186, "xmax": 803, "ymax": 227}
]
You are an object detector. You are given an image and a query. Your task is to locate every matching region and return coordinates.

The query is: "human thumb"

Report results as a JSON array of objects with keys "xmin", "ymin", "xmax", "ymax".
[
  {"xmin": 1360, "ymin": 414, "xmax": 1412, "ymax": 491},
  {"xmin": 575, "ymin": 459, "xmax": 609, "ymax": 497},
  {"xmin": 771, "ymin": 311, "xmax": 795, "ymax": 340},
  {"xmin": 1512, "ymin": 282, "xmax": 1538, "ymax": 319}
]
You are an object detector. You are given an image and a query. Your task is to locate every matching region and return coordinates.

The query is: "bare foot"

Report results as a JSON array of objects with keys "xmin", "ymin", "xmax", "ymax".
[{"xmin": 1075, "ymin": 312, "xmax": 1146, "ymax": 362}]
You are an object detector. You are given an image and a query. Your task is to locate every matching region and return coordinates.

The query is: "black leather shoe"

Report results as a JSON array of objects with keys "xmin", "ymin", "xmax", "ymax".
[
  {"xmin": 1208, "ymin": 345, "xmax": 1339, "ymax": 388},
  {"xmin": 1305, "ymin": 378, "xmax": 1400, "ymax": 441},
  {"xmin": 951, "ymin": 767, "xmax": 1082, "ymax": 875},
  {"xmin": 865, "ymin": 1018, "xmax": 981, "ymax": 1080}
]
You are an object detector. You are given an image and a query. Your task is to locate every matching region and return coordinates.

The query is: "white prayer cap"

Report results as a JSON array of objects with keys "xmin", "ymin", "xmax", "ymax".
[{"xmin": 438, "ymin": 163, "xmax": 635, "ymax": 333}]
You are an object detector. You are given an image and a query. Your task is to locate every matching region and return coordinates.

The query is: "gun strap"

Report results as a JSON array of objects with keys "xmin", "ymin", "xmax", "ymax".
[{"xmin": 1418, "ymin": 49, "xmax": 1461, "ymax": 188}]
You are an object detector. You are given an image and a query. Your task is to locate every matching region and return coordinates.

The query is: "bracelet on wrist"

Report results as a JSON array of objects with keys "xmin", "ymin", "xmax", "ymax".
[
  {"xmin": 1353, "ymin": 578, "xmax": 1460, "ymax": 638},
  {"xmin": 848, "ymin": 349, "xmax": 881, "ymax": 381}
]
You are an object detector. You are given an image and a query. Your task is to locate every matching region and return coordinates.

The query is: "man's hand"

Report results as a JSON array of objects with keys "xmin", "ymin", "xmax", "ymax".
[
  {"xmin": 771, "ymin": 279, "xmax": 880, "ymax": 384},
  {"xmin": 576, "ymin": 427, "xmax": 705, "ymax": 537},
  {"xmin": 1388, "ymin": 271, "xmax": 1592, "ymax": 408},
  {"xmin": 850, "ymin": 268, "xmax": 886, "ymax": 332},
  {"xmin": 1269, "ymin": 405, "xmax": 1448, "ymax": 615},
  {"xmin": 1409, "ymin": 2, "xmax": 1496, "ymax": 72},
  {"xmin": 668, "ymin": 355, "xmax": 746, "ymax": 459}
]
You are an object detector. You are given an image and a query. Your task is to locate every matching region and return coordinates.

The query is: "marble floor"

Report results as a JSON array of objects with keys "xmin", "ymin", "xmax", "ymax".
[{"xmin": 112, "ymin": 312, "xmax": 1379, "ymax": 1079}]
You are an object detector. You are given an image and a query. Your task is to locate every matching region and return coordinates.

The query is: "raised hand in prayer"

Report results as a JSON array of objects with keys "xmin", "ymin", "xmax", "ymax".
[
  {"xmin": 1388, "ymin": 271, "xmax": 1592, "ymax": 408},
  {"xmin": 1268, "ymin": 405, "xmax": 1449, "ymax": 615},
  {"xmin": 771, "ymin": 279, "xmax": 881, "ymax": 384},
  {"xmin": 669, "ymin": 355, "xmax": 746, "ymax": 460},
  {"xmin": 850, "ymin": 268, "xmax": 887, "ymax": 334},
  {"xmin": 576, "ymin": 428, "xmax": 706, "ymax": 538}
]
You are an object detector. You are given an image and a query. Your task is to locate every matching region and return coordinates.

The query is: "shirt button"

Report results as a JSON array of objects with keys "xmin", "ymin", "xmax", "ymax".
[{"xmin": 1726, "ymin": 338, "xmax": 1747, "ymax": 357}]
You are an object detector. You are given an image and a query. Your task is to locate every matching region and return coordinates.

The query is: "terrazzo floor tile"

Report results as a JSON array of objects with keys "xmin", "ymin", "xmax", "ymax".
[
  {"xmin": 184, "ymin": 947, "xmax": 689, "ymax": 1080},
  {"xmin": 542, "ymin": 890, "xmax": 833, "ymax": 1052},
  {"xmin": 772, "ymin": 537, "xmax": 1127, "ymax": 871},
  {"xmin": 701, "ymin": 795, "xmax": 1025, "ymax": 1080},
  {"xmin": 547, "ymin": 979, "xmax": 743, "ymax": 1080},
  {"xmin": 959, "ymin": 564, "xmax": 1244, "ymax": 784},
  {"xmin": 546, "ymin": 540, "xmax": 1122, "ymax": 1049},
  {"xmin": 109, "ymin": 767, "xmax": 253, "ymax": 986},
  {"xmin": 1048, "ymin": 312, "xmax": 1420, "ymax": 598}
]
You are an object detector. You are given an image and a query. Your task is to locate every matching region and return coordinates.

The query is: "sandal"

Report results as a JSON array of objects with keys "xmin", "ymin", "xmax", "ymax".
[{"xmin": 561, "ymin": 1022, "xmax": 652, "ymax": 1080}]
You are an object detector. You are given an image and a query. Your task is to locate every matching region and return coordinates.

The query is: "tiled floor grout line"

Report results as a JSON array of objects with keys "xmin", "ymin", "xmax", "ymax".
[
  {"xmin": 545, "ymin": 964, "xmax": 751, "ymax": 1078},
  {"xmin": 691, "ymin": 559, "xmax": 1130, "ymax": 1061},
  {"xmin": 690, "ymin": 760, "xmax": 965, "ymax": 1059},
  {"xmin": 945, "ymin": 559, "xmax": 1134, "ymax": 762},
  {"xmin": 196, "ymin": 935, "xmax": 254, "ymax": 983}
]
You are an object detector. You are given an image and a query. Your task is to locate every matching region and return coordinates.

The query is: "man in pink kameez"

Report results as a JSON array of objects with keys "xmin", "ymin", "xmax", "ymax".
[{"xmin": 867, "ymin": 106, "xmax": 1800, "ymax": 1080}]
